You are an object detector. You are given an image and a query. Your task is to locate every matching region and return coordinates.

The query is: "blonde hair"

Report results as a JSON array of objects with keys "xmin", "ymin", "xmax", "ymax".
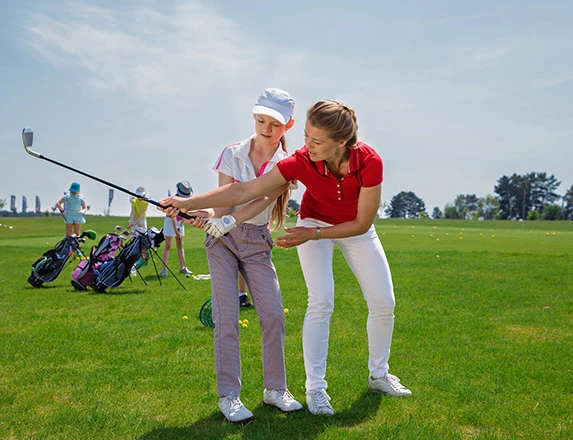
[
  {"xmin": 306, "ymin": 100, "xmax": 358, "ymax": 148},
  {"xmin": 270, "ymin": 135, "xmax": 290, "ymax": 230}
]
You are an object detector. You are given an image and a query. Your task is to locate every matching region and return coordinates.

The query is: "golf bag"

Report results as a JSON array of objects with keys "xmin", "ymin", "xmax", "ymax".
[
  {"xmin": 28, "ymin": 231, "xmax": 96, "ymax": 288},
  {"xmin": 91, "ymin": 227, "xmax": 164, "ymax": 293},
  {"xmin": 71, "ymin": 232, "xmax": 124, "ymax": 291}
]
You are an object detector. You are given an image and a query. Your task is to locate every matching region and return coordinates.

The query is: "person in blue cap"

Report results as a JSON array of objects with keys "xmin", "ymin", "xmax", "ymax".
[{"xmin": 55, "ymin": 182, "xmax": 87, "ymax": 236}]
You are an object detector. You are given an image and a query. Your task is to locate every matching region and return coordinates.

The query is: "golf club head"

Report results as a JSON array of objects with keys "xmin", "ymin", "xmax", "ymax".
[
  {"xmin": 81, "ymin": 230, "xmax": 97, "ymax": 241},
  {"xmin": 21, "ymin": 127, "xmax": 41, "ymax": 158},
  {"xmin": 22, "ymin": 127, "xmax": 33, "ymax": 147}
]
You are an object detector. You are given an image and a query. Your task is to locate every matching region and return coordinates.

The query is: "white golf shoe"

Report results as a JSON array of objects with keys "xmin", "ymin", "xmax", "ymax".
[
  {"xmin": 306, "ymin": 389, "xmax": 334, "ymax": 415},
  {"xmin": 368, "ymin": 373, "xmax": 412, "ymax": 396},
  {"xmin": 263, "ymin": 389, "xmax": 303, "ymax": 412},
  {"xmin": 218, "ymin": 392, "xmax": 254, "ymax": 424}
]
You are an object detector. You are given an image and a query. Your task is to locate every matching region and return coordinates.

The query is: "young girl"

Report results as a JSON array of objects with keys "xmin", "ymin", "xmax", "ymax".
[
  {"xmin": 160, "ymin": 181, "xmax": 193, "ymax": 277},
  {"xmin": 185, "ymin": 88, "xmax": 302, "ymax": 423},
  {"xmin": 161, "ymin": 99, "xmax": 412, "ymax": 416},
  {"xmin": 127, "ymin": 186, "xmax": 148, "ymax": 233},
  {"xmin": 55, "ymin": 182, "xmax": 87, "ymax": 236}
]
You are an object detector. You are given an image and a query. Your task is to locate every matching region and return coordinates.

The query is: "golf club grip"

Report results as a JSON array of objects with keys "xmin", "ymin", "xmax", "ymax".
[{"xmin": 147, "ymin": 199, "xmax": 196, "ymax": 220}]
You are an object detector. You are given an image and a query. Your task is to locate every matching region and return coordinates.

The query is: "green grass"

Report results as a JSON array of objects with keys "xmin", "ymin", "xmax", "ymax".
[{"xmin": 1, "ymin": 216, "xmax": 572, "ymax": 439}]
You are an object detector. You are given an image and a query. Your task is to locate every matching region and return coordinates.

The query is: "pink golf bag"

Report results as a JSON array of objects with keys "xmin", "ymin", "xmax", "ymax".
[{"xmin": 71, "ymin": 233, "xmax": 124, "ymax": 291}]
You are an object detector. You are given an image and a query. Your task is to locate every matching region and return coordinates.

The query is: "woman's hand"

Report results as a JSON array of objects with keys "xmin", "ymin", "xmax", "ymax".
[
  {"xmin": 158, "ymin": 195, "xmax": 187, "ymax": 217},
  {"xmin": 274, "ymin": 226, "xmax": 317, "ymax": 249},
  {"xmin": 187, "ymin": 216, "xmax": 207, "ymax": 229}
]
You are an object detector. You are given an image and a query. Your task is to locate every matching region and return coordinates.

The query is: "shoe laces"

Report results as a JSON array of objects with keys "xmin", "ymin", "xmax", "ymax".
[
  {"xmin": 226, "ymin": 392, "xmax": 243, "ymax": 412},
  {"xmin": 383, "ymin": 373, "xmax": 407, "ymax": 390},
  {"xmin": 274, "ymin": 389, "xmax": 295, "ymax": 402},
  {"xmin": 309, "ymin": 389, "xmax": 330, "ymax": 407}
]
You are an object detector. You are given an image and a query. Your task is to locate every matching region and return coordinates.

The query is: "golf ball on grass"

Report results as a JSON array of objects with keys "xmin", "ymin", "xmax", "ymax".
[
  {"xmin": 182, "ymin": 316, "xmax": 188, "ymax": 320},
  {"xmin": 284, "ymin": 308, "xmax": 289, "ymax": 314}
]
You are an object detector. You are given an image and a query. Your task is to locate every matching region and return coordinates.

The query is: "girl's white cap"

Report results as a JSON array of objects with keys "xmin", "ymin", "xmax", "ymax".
[{"xmin": 253, "ymin": 88, "xmax": 295, "ymax": 124}]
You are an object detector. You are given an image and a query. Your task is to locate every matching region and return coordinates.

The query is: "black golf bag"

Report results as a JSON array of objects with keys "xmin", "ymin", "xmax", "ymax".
[
  {"xmin": 91, "ymin": 227, "xmax": 164, "ymax": 293},
  {"xmin": 28, "ymin": 231, "xmax": 96, "ymax": 288},
  {"xmin": 71, "ymin": 232, "xmax": 125, "ymax": 291}
]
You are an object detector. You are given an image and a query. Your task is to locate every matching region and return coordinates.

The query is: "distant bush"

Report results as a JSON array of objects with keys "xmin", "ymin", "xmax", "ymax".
[{"xmin": 527, "ymin": 210, "xmax": 540, "ymax": 221}]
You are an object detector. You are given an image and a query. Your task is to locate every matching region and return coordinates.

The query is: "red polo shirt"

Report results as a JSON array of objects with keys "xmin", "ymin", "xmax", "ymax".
[{"xmin": 276, "ymin": 141, "xmax": 383, "ymax": 224}]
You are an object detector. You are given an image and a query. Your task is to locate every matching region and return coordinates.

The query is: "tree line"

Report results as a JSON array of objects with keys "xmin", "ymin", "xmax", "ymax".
[{"xmin": 385, "ymin": 172, "xmax": 573, "ymax": 220}]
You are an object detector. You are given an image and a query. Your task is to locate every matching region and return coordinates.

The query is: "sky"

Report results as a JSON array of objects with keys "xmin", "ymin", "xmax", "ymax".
[{"xmin": 1, "ymin": 0, "xmax": 572, "ymax": 217}]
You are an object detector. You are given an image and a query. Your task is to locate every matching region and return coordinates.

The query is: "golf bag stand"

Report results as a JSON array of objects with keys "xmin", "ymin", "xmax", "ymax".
[
  {"xmin": 28, "ymin": 231, "xmax": 95, "ymax": 287},
  {"xmin": 91, "ymin": 227, "xmax": 165, "ymax": 293}
]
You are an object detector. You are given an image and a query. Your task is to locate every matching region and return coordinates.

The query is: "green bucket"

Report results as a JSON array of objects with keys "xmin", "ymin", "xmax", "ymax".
[{"xmin": 199, "ymin": 298, "xmax": 215, "ymax": 327}]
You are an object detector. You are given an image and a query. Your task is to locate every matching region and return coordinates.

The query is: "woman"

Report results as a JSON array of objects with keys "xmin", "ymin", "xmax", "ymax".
[{"xmin": 161, "ymin": 99, "xmax": 411, "ymax": 416}]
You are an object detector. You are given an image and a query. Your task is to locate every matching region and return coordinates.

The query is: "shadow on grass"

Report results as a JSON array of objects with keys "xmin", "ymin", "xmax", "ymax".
[
  {"xmin": 138, "ymin": 390, "xmax": 383, "ymax": 440},
  {"xmin": 87, "ymin": 288, "xmax": 147, "ymax": 295},
  {"xmin": 26, "ymin": 284, "xmax": 60, "ymax": 290}
]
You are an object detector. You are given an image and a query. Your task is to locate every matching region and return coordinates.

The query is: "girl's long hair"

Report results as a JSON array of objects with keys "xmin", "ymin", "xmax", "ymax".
[{"xmin": 269, "ymin": 135, "xmax": 290, "ymax": 231}]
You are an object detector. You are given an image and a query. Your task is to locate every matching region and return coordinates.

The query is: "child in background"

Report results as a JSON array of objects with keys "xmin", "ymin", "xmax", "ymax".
[
  {"xmin": 238, "ymin": 273, "xmax": 252, "ymax": 307},
  {"xmin": 55, "ymin": 182, "xmax": 87, "ymax": 236},
  {"xmin": 160, "ymin": 181, "xmax": 193, "ymax": 277},
  {"xmin": 128, "ymin": 186, "xmax": 149, "ymax": 233}
]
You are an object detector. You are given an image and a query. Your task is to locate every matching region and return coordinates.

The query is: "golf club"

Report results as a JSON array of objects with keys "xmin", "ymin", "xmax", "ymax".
[{"xmin": 21, "ymin": 128, "xmax": 196, "ymax": 220}]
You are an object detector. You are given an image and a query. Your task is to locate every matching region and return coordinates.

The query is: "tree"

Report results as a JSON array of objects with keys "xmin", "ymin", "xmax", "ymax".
[
  {"xmin": 0, "ymin": 199, "xmax": 6, "ymax": 211},
  {"xmin": 447, "ymin": 194, "xmax": 479, "ymax": 219},
  {"xmin": 542, "ymin": 205, "xmax": 562, "ymax": 221},
  {"xmin": 385, "ymin": 191, "xmax": 427, "ymax": 218},
  {"xmin": 287, "ymin": 199, "xmax": 300, "ymax": 217},
  {"xmin": 527, "ymin": 172, "xmax": 561, "ymax": 214},
  {"xmin": 494, "ymin": 174, "xmax": 522, "ymax": 220},
  {"xmin": 453, "ymin": 195, "xmax": 468, "ymax": 219},
  {"xmin": 432, "ymin": 206, "xmax": 443, "ymax": 219},
  {"xmin": 443, "ymin": 203, "xmax": 460, "ymax": 219},
  {"xmin": 494, "ymin": 172, "xmax": 561, "ymax": 220},
  {"xmin": 527, "ymin": 210, "xmax": 540, "ymax": 221},
  {"xmin": 477, "ymin": 195, "xmax": 500, "ymax": 220},
  {"xmin": 564, "ymin": 184, "xmax": 573, "ymax": 220}
]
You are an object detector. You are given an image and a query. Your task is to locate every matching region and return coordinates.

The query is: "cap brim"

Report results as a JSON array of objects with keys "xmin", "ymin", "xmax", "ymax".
[{"xmin": 253, "ymin": 105, "xmax": 288, "ymax": 125}]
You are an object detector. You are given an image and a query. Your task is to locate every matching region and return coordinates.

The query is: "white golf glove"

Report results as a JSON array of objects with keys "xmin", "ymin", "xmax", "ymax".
[{"xmin": 204, "ymin": 215, "xmax": 236, "ymax": 237}]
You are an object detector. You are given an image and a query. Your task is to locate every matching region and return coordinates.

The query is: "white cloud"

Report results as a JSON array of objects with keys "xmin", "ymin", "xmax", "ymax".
[
  {"xmin": 23, "ymin": 1, "xmax": 306, "ymax": 100},
  {"xmin": 529, "ymin": 73, "xmax": 573, "ymax": 90}
]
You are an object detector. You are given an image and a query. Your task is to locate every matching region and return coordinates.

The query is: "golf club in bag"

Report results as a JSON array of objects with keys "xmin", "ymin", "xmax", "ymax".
[
  {"xmin": 71, "ymin": 229, "xmax": 126, "ymax": 291},
  {"xmin": 90, "ymin": 227, "xmax": 186, "ymax": 293},
  {"xmin": 28, "ymin": 230, "xmax": 97, "ymax": 288},
  {"xmin": 21, "ymin": 128, "xmax": 196, "ymax": 220}
]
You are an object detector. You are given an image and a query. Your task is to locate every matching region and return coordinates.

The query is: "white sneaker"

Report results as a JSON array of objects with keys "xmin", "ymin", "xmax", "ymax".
[
  {"xmin": 306, "ymin": 389, "xmax": 334, "ymax": 415},
  {"xmin": 179, "ymin": 267, "xmax": 193, "ymax": 276},
  {"xmin": 263, "ymin": 389, "xmax": 303, "ymax": 412},
  {"xmin": 159, "ymin": 268, "xmax": 167, "ymax": 277},
  {"xmin": 368, "ymin": 373, "xmax": 412, "ymax": 396},
  {"xmin": 218, "ymin": 392, "xmax": 254, "ymax": 424}
]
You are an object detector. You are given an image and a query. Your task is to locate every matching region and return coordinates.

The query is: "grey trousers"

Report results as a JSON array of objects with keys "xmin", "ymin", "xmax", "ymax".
[{"xmin": 205, "ymin": 223, "xmax": 286, "ymax": 397}]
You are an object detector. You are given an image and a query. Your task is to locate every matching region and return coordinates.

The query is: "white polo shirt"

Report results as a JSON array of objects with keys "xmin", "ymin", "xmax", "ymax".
[{"xmin": 212, "ymin": 136, "xmax": 290, "ymax": 225}]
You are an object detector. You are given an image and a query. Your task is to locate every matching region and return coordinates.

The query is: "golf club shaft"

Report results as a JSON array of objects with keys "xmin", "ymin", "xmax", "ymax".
[{"xmin": 33, "ymin": 152, "xmax": 195, "ymax": 220}]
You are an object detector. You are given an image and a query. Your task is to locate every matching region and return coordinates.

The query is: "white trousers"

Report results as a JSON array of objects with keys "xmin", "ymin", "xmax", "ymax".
[{"xmin": 296, "ymin": 218, "xmax": 396, "ymax": 391}]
